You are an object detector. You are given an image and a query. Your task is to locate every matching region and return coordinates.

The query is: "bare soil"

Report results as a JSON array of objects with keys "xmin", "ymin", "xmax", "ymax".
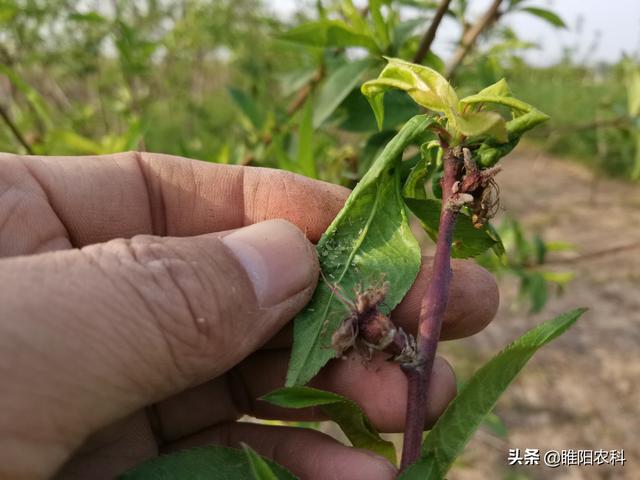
[{"xmin": 443, "ymin": 146, "xmax": 640, "ymax": 480}]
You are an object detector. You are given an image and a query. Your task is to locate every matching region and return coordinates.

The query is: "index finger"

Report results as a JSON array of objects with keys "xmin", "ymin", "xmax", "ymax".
[{"xmin": 5, "ymin": 152, "xmax": 348, "ymax": 249}]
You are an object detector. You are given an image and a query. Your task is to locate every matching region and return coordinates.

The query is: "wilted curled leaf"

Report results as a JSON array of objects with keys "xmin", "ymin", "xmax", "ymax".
[{"xmin": 361, "ymin": 57, "xmax": 458, "ymax": 129}]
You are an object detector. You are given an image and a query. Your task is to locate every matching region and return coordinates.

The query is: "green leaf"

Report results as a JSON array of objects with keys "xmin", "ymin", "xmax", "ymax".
[
  {"xmin": 119, "ymin": 446, "xmax": 297, "ymax": 480},
  {"xmin": 114, "ymin": 20, "xmax": 157, "ymax": 75},
  {"xmin": 243, "ymin": 444, "xmax": 280, "ymax": 480},
  {"xmin": 359, "ymin": 130, "xmax": 397, "ymax": 178},
  {"xmin": 405, "ymin": 198, "xmax": 501, "ymax": 258},
  {"xmin": 632, "ymin": 131, "xmax": 640, "ymax": 180},
  {"xmin": 486, "ymin": 222, "xmax": 506, "ymax": 258},
  {"xmin": 68, "ymin": 11, "xmax": 108, "ymax": 23},
  {"xmin": 216, "ymin": 143, "xmax": 231, "ymax": 165},
  {"xmin": 279, "ymin": 20, "xmax": 378, "ymax": 51},
  {"xmin": 399, "ymin": 308, "xmax": 586, "ymax": 480},
  {"xmin": 475, "ymin": 137, "xmax": 519, "ymax": 167},
  {"xmin": 533, "ymin": 235, "xmax": 546, "ymax": 264},
  {"xmin": 624, "ymin": 61, "xmax": 640, "ymax": 117},
  {"xmin": 340, "ymin": 0, "xmax": 371, "ymax": 35},
  {"xmin": 286, "ymin": 115, "xmax": 429, "ymax": 386},
  {"xmin": 121, "ymin": 118, "xmax": 145, "ymax": 151},
  {"xmin": 465, "ymin": 85, "xmax": 549, "ymax": 166},
  {"xmin": 520, "ymin": 271, "xmax": 548, "ymax": 313},
  {"xmin": 337, "ymin": 88, "xmax": 420, "ymax": 133},
  {"xmin": 45, "ymin": 130, "xmax": 103, "ymax": 155},
  {"xmin": 296, "ymin": 99, "xmax": 317, "ymax": 178},
  {"xmin": 544, "ymin": 241, "xmax": 575, "ymax": 253},
  {"xmin": 481, "ymin": 412, "xmax": 508, "ymax": 438},
  {"xmin": 459, "ymin": 80, "xmax": 550, "ymax": 138},
  {"xmin": 392, "ymin": 17, "xmax": 426, "ymax": 50},
  {"xmin": 519, "ymin": 7, "xmax": 566, "ymax": 28},
  {"xmin": 402, "ymin": 141, "xmax": 440, "ymax": 199},
  {"xmin": 369, "ymin": 0, "xmax": 390, "ymax": 49},
  {"xmin": 262, "ymin": 387, "xmax": 396, "ymax": 464},
  {"xmin": 505, "ymin": 108, "xmax": 550, "ymax": 137},
  {"xmin": 541, "ymin": 270, "xmax": 575, "ymax": 286},
  {"xmin": 361, "ymin": 57, "xmax": 458, "ymax": 129},
  {"xmin": 454, "ymin": 111, "xmax": 507, "ymax": 143},
  {"xmin": 421, "ymin": 51, "xmax": 446, "ymax": 74},
  {"xmin": 0, "ymin": 2, "xmax": 18, "ymax": 23},
  {"xmin": 475, "ymin": 77, "xmax": 511, "ymax": 98},
  {"xmin": 279, "ymin": 68, "xmax": 318, "ymax": 97},
  {"xmin": 313, "ymin": 58, "xmax": 374, "ymax": 128},
  {"xmin": 460, "ymin": 92, "xmax": 530, "ymax": 114},
  {"xmin": 228, "ymin": 87, "xmax": 264, "ymax": 130},
  {"xmin": 0, "ymin": 64, "xmax": 53, "ymax": 129}
]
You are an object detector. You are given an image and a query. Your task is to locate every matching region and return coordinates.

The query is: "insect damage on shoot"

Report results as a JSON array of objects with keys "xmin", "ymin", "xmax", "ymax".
[
  {"xmin": 448, "ymin": 147, "xmax": 502, "ymax": 228},
  {"xmin": 471, "ymin": 178, "xmax": 501, "ymax": 228},
  {"xmin": 326, "ymin": 277, "xmax": 418, "ymax": 366}
]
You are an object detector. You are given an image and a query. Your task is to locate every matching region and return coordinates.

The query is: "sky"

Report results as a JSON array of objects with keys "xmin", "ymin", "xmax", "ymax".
[{"xmin": 269, "ymin": 0, "xmax": 640, "ymax": 66}]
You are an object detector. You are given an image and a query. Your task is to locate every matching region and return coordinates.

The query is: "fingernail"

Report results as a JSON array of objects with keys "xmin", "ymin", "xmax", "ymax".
[{"xmin": 222, "ymin": 219, "xmax": 318, "ymax": 307}]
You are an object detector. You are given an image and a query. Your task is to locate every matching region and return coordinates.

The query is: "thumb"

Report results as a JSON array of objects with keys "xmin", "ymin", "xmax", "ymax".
[{"xmin": 0, "ymin": 219, "xmax": 317, "ymax": 475}]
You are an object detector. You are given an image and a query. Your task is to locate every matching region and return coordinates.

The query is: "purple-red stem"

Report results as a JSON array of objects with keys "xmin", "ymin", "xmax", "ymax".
[{"xmin": 399, "ymin": 147, "xmax": 462, "ymax": 471}]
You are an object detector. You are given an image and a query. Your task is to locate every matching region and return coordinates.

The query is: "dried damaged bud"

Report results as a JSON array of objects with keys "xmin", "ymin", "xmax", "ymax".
[
  {"xmin": 388, "ymin": 327, "xmax": 418, "ymax": 365},
  {"xmin": 354, "ymin": 281, "xmax": 389, "ymax": 314},
  {"xmin": 328, "ymin": 280, "xmax": 389, "ymax": 358},
  {"xmin": 331, "ymin": 316, "xmax": 358, "ymax": 358},
  {"xmin": 326, "ymin": 277, "xmax": 418, "ymax": 366},
  {"xmin": 451, "ymin": 148, "xmax": 502, "ymax": 227},
  {"xmin": 359, "ymin": 310, "xmax": 396, "ymax": 349},
  {"xmin": 470, "ymin": 178, "xmax": 500, "ymax": 228}
]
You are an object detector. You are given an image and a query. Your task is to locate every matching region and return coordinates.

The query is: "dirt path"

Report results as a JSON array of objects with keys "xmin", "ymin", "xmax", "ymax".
[{"xmin": 444, "ymin": 146, "xmax": 640, "ymax": 480}]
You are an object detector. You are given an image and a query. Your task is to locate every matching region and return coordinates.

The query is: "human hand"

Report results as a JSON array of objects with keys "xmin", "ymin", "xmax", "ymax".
[{"xmin": 0, "ymin": 152, "xmax": 498, "ymax": 479}]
